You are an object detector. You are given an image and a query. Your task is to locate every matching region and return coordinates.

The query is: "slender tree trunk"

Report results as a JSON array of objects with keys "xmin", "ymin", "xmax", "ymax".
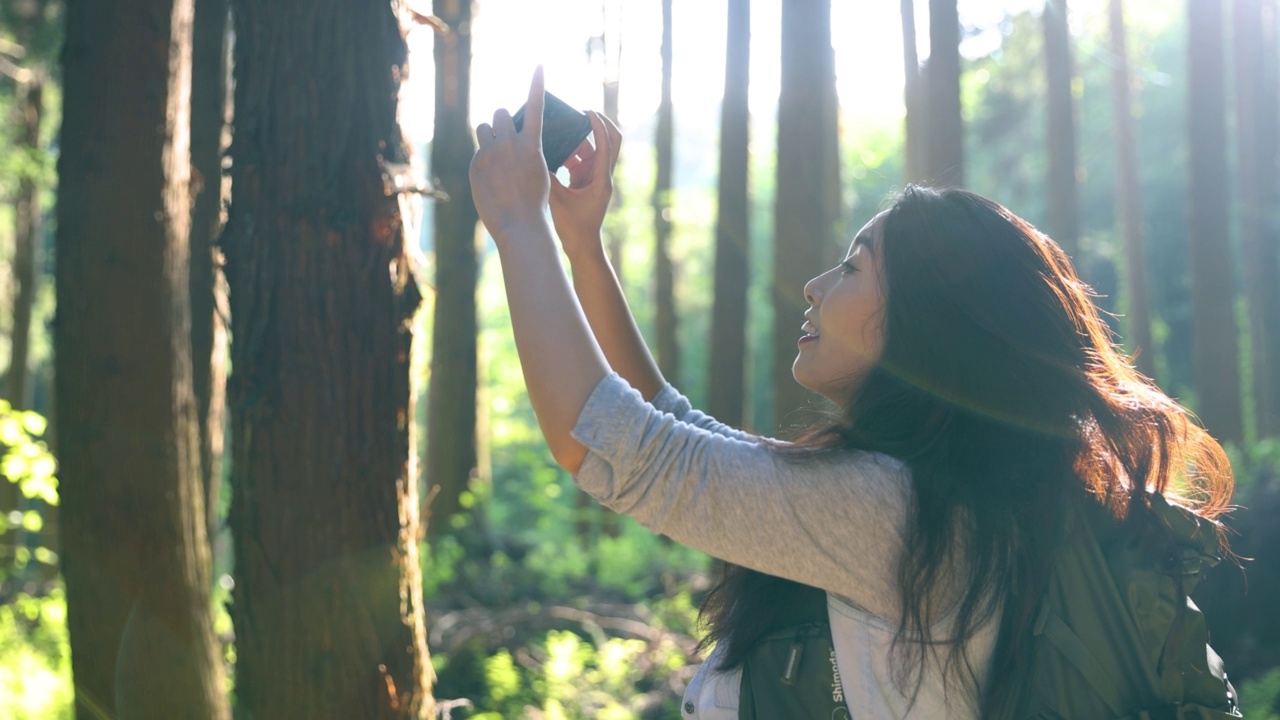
[
  {"xmin": 1236, "ymin": 0, "xmax": 1280, "ymax": 437},
  {"xmin": 2, "ymin": 76, "xmax": 42, "ymax": 576},
  {"xmin": 925, "ymin": 0, "xmax": 964, "ymax": 187},
  {"xmin": 425, "ymin": 0, "xmax": 480, "ymax": 538},
  {"xmin": 600, "ymin": 0, "xmax": 623, "ymax": 538},
  {"xmin": 56, "ymin": 0, "xmax": 229, "ymax": 716},
  {"xmin": 8, "ymin": 78, "xmax": 40, "ymax": 411},
  {"xmin": 1186, "ymin": 0, "xmax": 1243, "ymax": 442},
  {"xmin": 708, "ymin": 0, "xmax": 750, "ymax": 428},
  {"xmin": 1044, "ymin": 0, "xmax": 1080, "ymax": 259},
  {"xmin": 901, "ymin": 0, "xmax": 927, "ymax": 184},
  {"xmin": 654, "ymin": 0, "xmax": 679, "ymax": 381},
  {"xmin": 601, "ymin": 0, "xmax": 625, "ymax": 280},
  {"xmin": 1108, "ymin": 0, "xmax": 1157, "ymax": 380},
  {"xmin": 224, "ymin": 0, "xmax": 432, "ymax": 716},
  {"xmin": 190, "ymin": 0, "xmax": 230, "ymax": 549},
  {"xmin": 773, "ymin": 0, "xmax": 838, "ymax": 430}
]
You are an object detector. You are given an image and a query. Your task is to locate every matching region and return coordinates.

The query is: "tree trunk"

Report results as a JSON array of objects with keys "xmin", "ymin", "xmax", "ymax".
[
  {"xmin": 1107, "ymin": 0, "xmax": 1157, "ymax": 380},
  {"xmin": 7, "ymin": 78, "xmax": 40, "ymax": 411},
  {"xmin": 654, "ymin": 0, "xmax": 679, "ymax": 382},
  {"xmin": 1235, "ymin": 0, "xmax": 1280, "ymax": 437},
  {"xmin": 425, "ymin": 0, "xmax": 480, "ymax": 538},
  {"xmin": 708, "ymin": 0, "xmax": 750, "ymax": 428},
  {"xmin": 1044, "ymin": 0, "xmax": 1080, "ymax": 259},
  {"xmin": 2, "ymin": 76, "xmax": 42, "ymax": 576},
  {"xmin": 1186, "ymin": 0, "xmax": 1243, "ymax": 442},
  {"xmin": 901, "ymin": 0, "xmax": 927, "ymax": 184},
  {"xmin": 190, "ymin": 0, "xmax": 230, "ymax": 550},
  {"xmin": 924, "ymin": 0, "xmax": 964, "ymax": 187},
  {"xmin": 773, "ymin": 0, "xmax": 838, "ymax": 430},
  {"xmin": 223, "ymin": 1, "xmax": 432, "ymax": 716},
  {"xmin": 55, "ymin": 0, "xmax": 229, "ymax": 717},
  {"xmin": 600, "ymin": 0, "xmax": 624, "ymax": 539}
]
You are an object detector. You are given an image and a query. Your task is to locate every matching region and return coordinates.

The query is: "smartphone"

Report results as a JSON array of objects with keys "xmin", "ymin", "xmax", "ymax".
[{"xmin": 512, "ymin": 91, "xmax": 594, "ymax": 171}]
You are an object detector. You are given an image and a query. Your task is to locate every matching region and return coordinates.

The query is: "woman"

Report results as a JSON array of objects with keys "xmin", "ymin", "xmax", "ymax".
[{"xmin": 468, "ymin": 71, "xmax": 1234, "ymax": 718}]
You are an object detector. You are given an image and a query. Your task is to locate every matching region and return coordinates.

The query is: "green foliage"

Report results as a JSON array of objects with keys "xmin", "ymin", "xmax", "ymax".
[
  {"xmin": 0, "ymin": 587, "xmax": 72, "ymax": 719},
  {"xmin": 1240, "ymin": 667, "xmax": 1280, "ymax": 720},
  {"xmin": 1, "ymin": 403, "xmax": 58, "ymax": 576},
  {"xmin": 432, "ymin": 592, "xmax": 700, "ymax": 719}
]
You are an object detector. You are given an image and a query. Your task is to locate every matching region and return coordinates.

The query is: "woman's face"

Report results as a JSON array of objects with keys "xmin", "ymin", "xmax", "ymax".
[{"xmin": 792, "ymin": 211, "xmax": 889, "ymax": 404}]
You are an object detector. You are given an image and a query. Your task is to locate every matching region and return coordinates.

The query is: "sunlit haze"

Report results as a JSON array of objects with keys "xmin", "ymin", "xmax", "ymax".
[{"xmin": 401, "ymin": 0, "xmax": 1050, "ymax": 146}]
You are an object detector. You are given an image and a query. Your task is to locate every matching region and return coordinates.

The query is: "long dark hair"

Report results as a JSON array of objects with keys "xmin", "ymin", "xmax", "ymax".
[{"xmin": 697, "ymin": 186, "xmax": 1234, "ymax": 710}]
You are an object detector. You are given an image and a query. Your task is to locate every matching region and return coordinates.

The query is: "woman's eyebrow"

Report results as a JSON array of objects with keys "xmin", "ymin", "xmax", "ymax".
[{"xmin": 852, "ymin": 234, "xmax": 874, "ymax": 255}]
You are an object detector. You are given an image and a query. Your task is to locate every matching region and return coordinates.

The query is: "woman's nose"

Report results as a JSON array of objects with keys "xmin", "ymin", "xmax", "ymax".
[{"xmin": 803, "ymin": 274, "xmax": 821, "ymax": 306}]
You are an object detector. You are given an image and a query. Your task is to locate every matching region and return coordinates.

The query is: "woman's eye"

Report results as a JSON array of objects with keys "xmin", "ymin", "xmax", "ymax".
[{"xmin": 840, "ymin": 260, "xmax": 858, "ymax": 274}]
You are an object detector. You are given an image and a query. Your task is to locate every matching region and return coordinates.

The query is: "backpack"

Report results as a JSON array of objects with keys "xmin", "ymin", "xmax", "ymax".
[
  {"xmin": 989, "ymin": 493, "xmax": 1241, "ymax": 719},
  {"xmin": 737, "ymin": 493, "xmax": 1241, "ymax": 719},
  {"xmin": 738, "ymin": 586, "xmax": 851, "ymax": 719}
]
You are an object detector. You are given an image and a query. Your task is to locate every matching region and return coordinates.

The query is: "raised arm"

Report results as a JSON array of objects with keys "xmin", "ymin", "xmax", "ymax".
[
  {"xmin": 549, "ymin": 113, "xmax": 667, "ymax": 401},
  {"xmin": 470, "ymin": 68, "xmax": 607, "ymax": 473}
]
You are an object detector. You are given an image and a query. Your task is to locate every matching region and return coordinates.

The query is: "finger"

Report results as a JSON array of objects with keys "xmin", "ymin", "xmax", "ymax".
[
  {"xmin": 587, "ymin": 113, "xmax": 612, "ymax": 178},
  {"xmin": 475, "ymin": 123, "xmax": 495, "ymax": 145},
  {"xmin": 598, "ymin": 113, "xmax": 623, "ymax": 170},
  {"xmin": 492, "ymin": 108, "xmax": 516, "ymax": 137},
  {"xmin": 522, "ymin": 65, "xmax": 545, "ymax": 147}
]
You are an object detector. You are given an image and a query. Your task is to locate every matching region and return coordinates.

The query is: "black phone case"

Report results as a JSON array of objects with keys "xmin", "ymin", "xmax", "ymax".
[{"xmin": 512, "ymin": 91, "xmax": 593, "ymax": 171}]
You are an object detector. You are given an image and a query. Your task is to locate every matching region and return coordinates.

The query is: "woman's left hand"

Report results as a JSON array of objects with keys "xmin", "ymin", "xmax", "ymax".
[
  {"xmin": 470, "ymin": 67, "xmax": 553, "ymax": 243},
  {"xmin": 549, "ymin": 111, "xmax": 622, "ymax": 260}
]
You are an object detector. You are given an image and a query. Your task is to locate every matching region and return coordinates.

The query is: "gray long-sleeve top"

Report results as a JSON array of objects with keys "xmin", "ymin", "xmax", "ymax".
[{"xmin": 571, "ymin": 372, "xmax": 912, "ymax": 625}]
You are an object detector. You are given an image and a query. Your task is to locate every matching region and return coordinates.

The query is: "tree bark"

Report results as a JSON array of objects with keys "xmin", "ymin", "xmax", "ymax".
[
  {"xmin": 708, "ymin": 0, "xmax": 750, "ymax": 428},
  {"xmin": 901, "ymin": 0, "xmax": 927, "ymax": 185},
  {"xmin": 190, "ymin": 0, "xmax": 230, "ymax": 550},
  {"xmin": 55, "ymin": 0, "xmax": 229, "ymax": 717},
  {"xmin": 1186, "ymin": 0, "xmax": 1243, "ymax": 442},
  {"xmin": 924, "ymin": 0, "xmax": 964, "ymax": 187},
  {"xmin": 425, "ymin": 0, "xmax": 480, "ymax": 538},
  {"xmin": 7, "ymin": 78, "xmax": 40, "ymax": 411},
  {"xmin": 2, "ymin": 77, "xmax": 42, "ymax": 576},
  {"xmin": 1044, "ymin": 0, "xmax": 1080, "ymax": 259},
  {"xmin": 773, "ymin": 0, "xmax": 838, "ymax": 430},
  {"xmin": 1108, "ymin": 0, "xmax": 1157, "ymax": 380},
  {"xmin": 654, "ymin": 0, "xmax": 679, "ymax": 382},
  {"xmin": 1235, "ymin": 0, "xmax": 1280, "ymax": 437},
  {"xmin": 223, "ymin": 0, "xmax": 432, "ymax": 716}
]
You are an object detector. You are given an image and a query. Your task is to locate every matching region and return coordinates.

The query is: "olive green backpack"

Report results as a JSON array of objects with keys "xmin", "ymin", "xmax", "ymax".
[
  {"xmin": 739, "ymin": 494, "xmax": 1240, "ymax": 719},
  {"xmin": 988, "ymin": 494, "xmax": 1241, "ymax": 719},
  {"xmin": 738, "ymin": 587, "xmax": 851, "ymax": 719}
]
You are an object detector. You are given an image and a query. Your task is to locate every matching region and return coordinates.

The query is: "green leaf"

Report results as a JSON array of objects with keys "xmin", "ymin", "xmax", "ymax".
[{"xmin": 21, "ymin": 511, "xmax": 43, "ymax": 533}]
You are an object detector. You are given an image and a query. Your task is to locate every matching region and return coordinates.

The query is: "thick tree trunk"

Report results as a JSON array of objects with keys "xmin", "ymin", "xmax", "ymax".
[
  {"xmin": 773, "ymin": 0, "xmax": 838, "ymax": 430},
  {"xmin": 708, "ymin": 0, "xmax": 750, "ymax": 428},
  {"xmin": 190, "ymin": 0, "xmax": 230, "ymax": 548},
  {"xmin": 1235, "ymin": 0, "xmax": 1280, "ymax": 437},
  {"xmin": 1108, "ymin": 0, "xmax": 1157, "ymax": 380},
  {"xmin": 1044, "ymin": 0, "xmax": 1080, "ymax": 259},
  {"xmin": 55, "ymin": 0, "xmax": 229, "ymax": 717},
  {"xmin": 924, "ymin": 0, "xmax": 964, "ymax": 187},
  {"xmin": 901, "ymin": 0, "xmax": 927, "ymax": 185},
  {"xmin": 425, "ymin": 0, "xmax": 480, "ymax": 538},
  {"xmin": 654, "ymin": 0, "xmax": 679, "ymax": 382},
  {"xmin": 224, "ymin": 1, "xmax": 432, "ymax": 717},
  {"xmin": 1186, "ymin": 0, "xmax": 1243, "ymax": 442}
]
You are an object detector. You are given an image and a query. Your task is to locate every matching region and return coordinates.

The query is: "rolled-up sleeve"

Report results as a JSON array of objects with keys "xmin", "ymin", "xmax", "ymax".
[{"xmin": 571, "ymin": 373, "xmax": 911, "ymax": 619}]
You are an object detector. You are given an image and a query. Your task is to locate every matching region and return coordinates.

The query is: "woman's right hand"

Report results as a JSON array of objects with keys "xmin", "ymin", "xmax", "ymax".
[{"xmin": 549, "ymin": 111, "xmax": 622, "ymax": 260}]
